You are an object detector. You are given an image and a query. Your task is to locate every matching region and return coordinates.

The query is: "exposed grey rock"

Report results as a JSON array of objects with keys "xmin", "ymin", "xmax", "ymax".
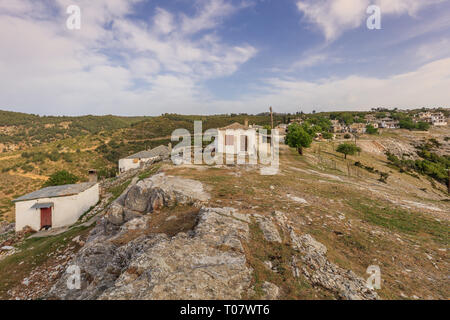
[
  {"xmin": 0, "ymin": 222, "xmax": 14, "ymax": 235},
  {"xmin": 291, "ymin": 233, "xmax": 327, "ymax": 255},
  {"xmin": 123, "ymin": 173, "xmax": 210, "ymax": 213},
  {"xmin": 257, "ymin": 218, "xmax": 282, "ymax": 243},
  {"xmin": 99, "ymin": 207, "xmax": 252, "ymax": 300},
  {"xmin": 290, "ymin": 230, "xmax": 377, "ymax": 300},
  {"xmin": 124, "ymin": 182, "xmax": 152, "ymax": 213},
  {"xmin": 261, "ymin": 281, "xmax": 280, "ymax": 300},
  {"xmin": 49, "ymin": 206, "xmax": 252, "ymax": 300},
  {"xmin": 105, "ymin": 203, "xmax": 125, "ymax": 225}
]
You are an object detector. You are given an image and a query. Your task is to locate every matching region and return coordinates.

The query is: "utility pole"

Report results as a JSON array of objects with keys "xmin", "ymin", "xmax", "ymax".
[{"xmin": 270, "ymin": 106, "xmax": 274, "ymax": 129}]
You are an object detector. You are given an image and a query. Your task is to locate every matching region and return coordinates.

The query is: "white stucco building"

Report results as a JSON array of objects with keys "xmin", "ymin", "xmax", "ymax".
[
  {"xmin": 13, "ymin": 182, "xmax": 99, "ymax": 232},
  {"xmin": 119, "ymin": 145, "xmax": 169, "ymax": 173},
  {"xmin": 216, "ymin": 122, "xmax": 272, "ymax": 156}
]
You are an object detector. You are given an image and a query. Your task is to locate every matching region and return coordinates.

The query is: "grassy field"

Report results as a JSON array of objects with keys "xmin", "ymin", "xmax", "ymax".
[{"xmin": 0, "ymin": 225, "xmax": 93, "ymax": 299}]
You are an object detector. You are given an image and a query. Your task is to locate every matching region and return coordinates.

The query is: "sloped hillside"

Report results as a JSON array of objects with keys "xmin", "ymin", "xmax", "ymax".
[{"xmin": 1, "ymin": 136, "xmax": 447, "ymax": 300}]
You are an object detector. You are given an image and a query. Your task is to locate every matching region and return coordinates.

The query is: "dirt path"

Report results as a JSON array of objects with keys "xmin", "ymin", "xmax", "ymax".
[
  {"xmin": 0, "ymin": 154, "xmax": 20, "ymax": 161},
  {"xmin": 12, "ymin": 172, "xmax": 48, "ymax": 180}
]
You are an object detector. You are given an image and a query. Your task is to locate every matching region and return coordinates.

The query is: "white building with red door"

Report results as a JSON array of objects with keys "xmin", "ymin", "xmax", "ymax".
[{"xmin": 13, "ymin": 182, "xmax": 99, "ymax": 232}]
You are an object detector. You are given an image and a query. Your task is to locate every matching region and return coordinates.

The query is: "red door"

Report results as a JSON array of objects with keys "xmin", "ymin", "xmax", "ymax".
[{"xmin": 40, "ymin": 208, "xmax": 52, "ymax": 229}]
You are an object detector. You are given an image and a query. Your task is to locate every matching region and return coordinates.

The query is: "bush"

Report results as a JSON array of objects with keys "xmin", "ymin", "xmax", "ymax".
[
  {"xmin": 344, "ymin": 133, "xmax": 351, "ymax": 139},
  {"xmin": 379, "ymin": 172, "xmax": 389, "ymax": 183},
  {"xmin": 365, "ymin": 124, "xmax": 378, "ymax": 135},
  {"xmin": 386, "ymin": 149, "xmax": 449, "ymax": 186},
  {"xmin": 42, "ymin": 170, "xmax": 79, "ymax": 187}
]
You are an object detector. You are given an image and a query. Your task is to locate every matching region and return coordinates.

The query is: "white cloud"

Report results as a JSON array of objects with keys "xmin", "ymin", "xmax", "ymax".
[
  {"xmin": 415, "ymin": 38, "xmax": 450, "ymax": 63},
  {"xmin": 180, "ymin": 0, "xmax": 240, "ymax": 34},
  {"xmin": 296, "ymin": 0, "xmax": 443, "ymax": 41},
  {"xmin": 229, "ymin": 57, "xmax": 450, "ymax": 113},
  {"xmin": 0, "ymin": 0, "xmax": 257, "ymax": 115},
  {"xmin": 153, "ymin": 8, "xmax": 175, "ymax": 35}
]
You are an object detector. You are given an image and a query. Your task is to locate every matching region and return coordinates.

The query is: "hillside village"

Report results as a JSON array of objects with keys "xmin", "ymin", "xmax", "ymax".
[{"xmin": 0, "ymin": 108, "xmax": 448, "ymax": 300}]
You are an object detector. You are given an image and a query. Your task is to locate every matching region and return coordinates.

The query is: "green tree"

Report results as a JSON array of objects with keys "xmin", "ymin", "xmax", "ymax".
[
  {"xmin": 366, "ymin": 124, "xmax": 378, "ymax": 135},
  {"xmin": 399, "ymin": 118, "xmax": 415, "ymax": 130},
  {"xmin": 285, "ymin": 123, "xmax": 312, "ymax": 155},
  {"xmin": 416, "ymin": 121, "xmax": 430, "ymax": 131},
  {"xmin": 336, "ymin": 143, "xmax": 361, "ymax": 159},
  {"xmin": 43, "ymin": 170, "xmax": 79, "ymax": 187}
]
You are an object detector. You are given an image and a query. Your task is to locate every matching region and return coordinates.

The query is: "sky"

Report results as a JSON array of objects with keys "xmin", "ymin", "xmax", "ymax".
[{"xmin": 0, "ymin": 0, "xmax": 450, "ymax": 116}]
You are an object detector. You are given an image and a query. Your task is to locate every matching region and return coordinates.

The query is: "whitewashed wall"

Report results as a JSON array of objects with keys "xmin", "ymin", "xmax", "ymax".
[
  {"xmin": 15, "ymin": 184, "xmax": 99, "ymax": 232},
  {"xmin": 217, "ymin": 129, "xmax": 257, "ymax": 156},
  {"xmin": 118, "ymin": 157, "xmax": 157, "ymax": 173}
]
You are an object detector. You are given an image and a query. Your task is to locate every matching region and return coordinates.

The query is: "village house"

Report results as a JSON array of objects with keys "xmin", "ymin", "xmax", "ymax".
[
  {"xmin": 119, "ymin": 145, "xmax": 169, "ymax": 173},
  {"xmin": 217, "ymin": 121, "xmax": 272, "ymax": 156},
  {"xmin": 275, "ymin": 123, "xmax": 288, "ymax": 135},
  {"xmin": 330, "ymin": 120, "xmax": 348, "ymax": 133},
  {"xmin": 13, "ymin": 182, "xmax": 99, "ymax": 232},
  {"xmin": 378, "ymin": 118, "xmax": 400, "ymax": 129},
  {"xmin": 349, "ymin": 123, "xmax": 366, "ymax": 134},
  {"xmin": 416, "ymin": 112, "xmax": 447, "ymax": 126},
  {"xmin": 429, "ymin": 112, "xmax": 447, "ymax": 126}
]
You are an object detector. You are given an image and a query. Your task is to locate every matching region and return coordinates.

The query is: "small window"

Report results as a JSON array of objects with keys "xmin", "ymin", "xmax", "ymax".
[
  {"xmin": 262, "ymin": 135, "xmax": 271, "ymax": 144},
  {"xmin": 225, "ymin": 135, "xmax": 234, "ymax": 146}
]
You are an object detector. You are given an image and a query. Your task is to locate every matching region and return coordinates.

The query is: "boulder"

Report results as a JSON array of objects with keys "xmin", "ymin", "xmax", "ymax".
[
  {"xmin": 124, "ymin": 181, "xmax": 152, "ymax": 213},
  {"xmin": 122, "ymin": 173, "xmax": 210, "ymax": 214},
  {"xmin": 104, "ymin": 203, "xmax": 125, "ymax": 225}
]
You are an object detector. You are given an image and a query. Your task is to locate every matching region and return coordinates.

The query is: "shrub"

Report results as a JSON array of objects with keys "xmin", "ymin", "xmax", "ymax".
[
  {"xmin": 379, "ymin": 172, "xmax": 389, "ymax": 183},
  {"xmin": 322, "ymin": 132, "xmax": 333, "ymax": 140},
  {"xmin": 365, "ymin": 124, "xmax": 378, "ymax": 135},
  {"xmin": 42, "ymin": 170, "xmax": 79, "ymax": 187}
]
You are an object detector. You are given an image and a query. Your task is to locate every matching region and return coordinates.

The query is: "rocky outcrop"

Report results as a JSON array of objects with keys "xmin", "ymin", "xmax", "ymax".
[
  {"xmin": 47, "ymin": 172, "xmax": 250, "ymax": 300},
  {"xmin": 48, "ymin": 207, "xmax": 252, "ymax": 300},
  {"xmin": 122, "ymin": 173, "xmax": 210, "ymax": 214},
  {"xmin": 100, "ymin": 208, "xmax": 252, "ymax": 300},
  {"xmin": 290, "ymin": 230, "xmax": 378, "ymax": 300}
]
